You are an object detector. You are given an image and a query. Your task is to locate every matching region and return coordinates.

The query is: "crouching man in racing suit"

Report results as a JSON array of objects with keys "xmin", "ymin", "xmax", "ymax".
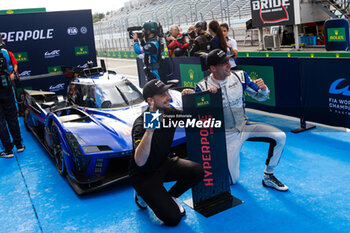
[
  {"xmin": 195, "ymin": 49, "xmax": 288, "ymax": 191},
  {"xmin": 133, "ymin": 21, "xmax": 161, "ymax": 81}
]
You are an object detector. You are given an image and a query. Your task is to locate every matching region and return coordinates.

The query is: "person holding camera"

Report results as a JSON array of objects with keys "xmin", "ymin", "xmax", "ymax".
[
  {"xmin": 186, "ymin": 25, "xmax": 196, "ymax": 46},
  {"xmin": 188, "ymin": 21, "xmax": 212, "ymax": 56},
  {"xmin": 133, "ymin": 21, "xmax": 162, "ymax": 81},
  {"xmin": 166, "ymin": 25, "xmax": 188, "ymax": 57},
  {"xmin": 220, "ymin": 22, "xmax": 238, "ymax": 70},
  {"xmin": 0, "ymin": 39, "xmax": 25, "ymax": 158}
]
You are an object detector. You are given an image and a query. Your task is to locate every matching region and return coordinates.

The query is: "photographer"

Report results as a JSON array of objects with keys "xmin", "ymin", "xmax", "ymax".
[
  {"xmin": 166, "ymin": 25, "xmax": 188, "ymax": 57},
  {"xmin": 0, "ymin": 39, "xmax": 25, "ymax": 158},
  {"xmin": 188, "ymin": 21, "xmax": 212, "ymax": 56},
  {"xmin": 186, "ymin": 25, "xmax": 196, "ymax": 45},
  {"xmin": 133, "ymin": 21, "xmax": 162, "ymax": 81}
]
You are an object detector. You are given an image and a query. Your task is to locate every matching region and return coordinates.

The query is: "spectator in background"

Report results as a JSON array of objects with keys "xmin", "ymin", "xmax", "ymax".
[
  {"xmin": 189, "ymin": 21, "xmax": 212, "ymax": 56},
  {"xmin": 0, "ymin": 39, "xmax": 25, "ymax": 158},
  {"xmin": 185, "ymin": 25, "xmax": 196, "ymax": 53},
  {"xmin": 0, "ymin": 39, "xmax": 24, "ymax": 116},
  {"xmin": 208, "ymin": 20, "xmax": 227, "ymax": 52},
  {"xmin": 187, "ymin": 25, "xmax": 196, "ymax": 35},
  {"xmin": 166, "ymin": 25, "xmax": 188, "ymax": 57},
  {"xmin": 0, "ymin": 40, "xmax": 18, "ymax": 83},
  {"xmin": 220, "ymin": 22, "xmax": 238, "ymax": 70}
]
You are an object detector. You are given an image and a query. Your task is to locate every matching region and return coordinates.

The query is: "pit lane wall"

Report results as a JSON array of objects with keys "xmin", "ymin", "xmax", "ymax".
[{"xmin": 0, "ymin": 10, "xmax": 97, "ymax": 95}]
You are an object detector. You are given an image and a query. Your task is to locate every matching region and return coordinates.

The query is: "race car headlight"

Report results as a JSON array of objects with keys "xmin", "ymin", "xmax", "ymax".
[
  {"xmin": 82, "ymin": 145, "xmax": 112, "ymax": 154},
  {"xmin": 65, "ymin": 133, "xmax": 90, "ymax": 172},
  {"xmin": 82, "ymin": 146, "xmax": 100, "ymax": 154},
  {"xmin": 65, "ymin": 133, "xmax": 83, "ymax": 156}
]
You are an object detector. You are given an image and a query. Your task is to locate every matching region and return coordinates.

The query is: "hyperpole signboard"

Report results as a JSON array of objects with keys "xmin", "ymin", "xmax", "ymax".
[
  {"xmin": 0, "ymin": 10, "xmax": 96, "ymax": 88},
  {"xmin": 183, "ymin": 90, "xmax": 243, "ymax": 217}
]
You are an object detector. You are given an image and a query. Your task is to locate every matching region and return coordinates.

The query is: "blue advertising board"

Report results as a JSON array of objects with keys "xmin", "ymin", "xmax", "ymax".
[
  {"xmin": 0, "ymin": 10, "xmax": 96, "ymax": 93},
  {"xmin": 300, "ymin": 58, "xmax": 350, "ymax": 128}
]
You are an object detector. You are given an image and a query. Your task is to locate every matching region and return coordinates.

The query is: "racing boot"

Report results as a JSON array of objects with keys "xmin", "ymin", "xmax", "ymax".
[{"xmin": 262, "ymin": 173, "xmax": 288, "ymax": 192}]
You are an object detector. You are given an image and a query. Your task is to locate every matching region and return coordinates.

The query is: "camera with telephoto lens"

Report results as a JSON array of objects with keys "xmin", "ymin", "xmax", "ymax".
[
  {"xmin": 183, "ymin": 30, "xmax": 196, "ymax": 39},
  {"xmin": 127, "ymin": 26, "xmax": 144, "ymax": 39}
]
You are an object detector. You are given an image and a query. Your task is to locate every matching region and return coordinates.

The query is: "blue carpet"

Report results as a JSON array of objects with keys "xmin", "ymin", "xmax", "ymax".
[{"xmin": 0, "ymin": 113, "xmax": 349, "ymax": 233}]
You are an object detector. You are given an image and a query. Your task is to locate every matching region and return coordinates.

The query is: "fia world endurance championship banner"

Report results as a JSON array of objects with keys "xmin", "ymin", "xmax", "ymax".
[
  {"xmin": 300, "ymin": 58, "xmax": 350, "ymax": 128},
  {"xmin": 0, "ymin": 10, "xmax": 96, "ymax": 93},
  {"xmin": 251, "ymin": 0, "xmax": 295, "ymax": 28}
]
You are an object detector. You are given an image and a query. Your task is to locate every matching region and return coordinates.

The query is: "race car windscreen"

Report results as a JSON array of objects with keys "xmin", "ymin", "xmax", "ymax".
[{"xmin": 68, "ymin": 80, "xmax": 143, "ymax": 108}]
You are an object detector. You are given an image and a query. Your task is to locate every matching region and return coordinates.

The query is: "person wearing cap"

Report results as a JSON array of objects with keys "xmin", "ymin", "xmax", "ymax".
[
  {"xmin": 133, "ymin": 21, "xmax": 161, "ymax": 81},
  {"xmin": 195, "ymin": 49, "xmax": 288, "ymax": 192},
  {"xmin": 189, "ymin": 21, "xmax": 212, "ymax": 56},
  {"xmin": 0, "ymin": 39, "xmax": 25, "ymax": 158},
  {"xmin": 129, "ymin": 79, "xmax": 204, "ymax": 226}
]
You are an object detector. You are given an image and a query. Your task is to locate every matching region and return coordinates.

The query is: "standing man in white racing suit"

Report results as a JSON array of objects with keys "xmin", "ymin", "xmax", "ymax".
[{"xmin": 195, "ymin": 49, "xmax": 288, "ymax": 191}]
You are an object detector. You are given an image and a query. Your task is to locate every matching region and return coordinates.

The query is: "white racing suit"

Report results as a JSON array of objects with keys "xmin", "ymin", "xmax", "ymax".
[{"xmin": 195, "ymin": 71, "xmax": 286, "ymax": 184}]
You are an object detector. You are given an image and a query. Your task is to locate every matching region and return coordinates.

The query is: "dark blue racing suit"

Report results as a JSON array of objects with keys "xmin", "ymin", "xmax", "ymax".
[{"xmin": 134, "ymin": 38, "xmax": 161, "ymax": 80}]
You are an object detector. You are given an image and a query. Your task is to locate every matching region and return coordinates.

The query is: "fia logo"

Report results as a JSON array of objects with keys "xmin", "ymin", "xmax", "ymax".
[
  {"xmin": 143, "ymin": 110, "xmax": 161, "ymax": 129},
  {"xmin": 67, "ymin": 27, "xmax": 78, "ymax": 35}
]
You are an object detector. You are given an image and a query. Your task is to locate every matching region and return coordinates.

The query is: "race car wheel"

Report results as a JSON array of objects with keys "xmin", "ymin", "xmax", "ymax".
[{"xmin": 51, "ymin": 125, "xmax": 66, "ymax": 176}]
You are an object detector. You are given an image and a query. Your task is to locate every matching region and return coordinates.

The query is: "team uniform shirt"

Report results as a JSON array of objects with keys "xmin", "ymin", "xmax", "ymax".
[
  {"xmin": 195, "ymin": 70, "xmax": 269, "ymax": 132},
  {"xmin": 227, "ymin": 38, "xmax": 238, "ymax": 68},
  {"xmin": 129, "ymin": 108, "xmax": 183, "ymax": 177},
  {"xmin": 210, "ymin": 36, "xmax": 225, "ymax": 51},
  {"xmin": 189, "ymin": 32, "xmax": 212, "ymax": 56},
  {"xmin": 0, "ymin": 48, "xmax": 13, "ymax": 87},
  {"xmin": 0, "ymin": 48, "xmax": 13, "ymax": 73},
  {"xmin": 134, "ymin": 38, "xmax": 160, "ymax": 80}
]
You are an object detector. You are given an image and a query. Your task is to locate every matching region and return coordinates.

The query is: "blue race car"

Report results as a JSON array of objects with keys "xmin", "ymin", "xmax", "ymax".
[{"xmin": 23, "ymin": 65, "xmax": 185, "ymax": 195}]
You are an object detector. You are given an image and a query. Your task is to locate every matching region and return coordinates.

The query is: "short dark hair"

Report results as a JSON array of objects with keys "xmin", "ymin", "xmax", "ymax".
[{"xmin": 219, "ymin": 22, "xmax": 229, "ymax": 31}]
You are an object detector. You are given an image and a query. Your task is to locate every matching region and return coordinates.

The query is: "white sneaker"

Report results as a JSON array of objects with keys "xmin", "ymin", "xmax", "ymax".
[
  {"xmin": 16, "ymin": 144, "xmax": 25, "ymax": 153},
  {"xmin": 172, "ymin": 197, "xmax": 186, "ymax": 216},
  {"xmin": 263, "ymin": 173, "xmax": 288, "ymax": 192},
  {"xmin": 0, "ymin": 151, "xmax": 14, "ymax": 158}
]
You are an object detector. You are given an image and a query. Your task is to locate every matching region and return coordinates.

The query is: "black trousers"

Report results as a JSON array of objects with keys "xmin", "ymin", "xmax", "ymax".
[
  {"xmin": 0, "ymin": 86, "xmax": 22, "ymax": 151},
  {"xmin": 130, "ymin": 157, "xmax": 204, "ymax": 226}
]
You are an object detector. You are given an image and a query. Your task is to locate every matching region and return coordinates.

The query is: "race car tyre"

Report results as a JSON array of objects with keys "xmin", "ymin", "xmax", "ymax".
[{"xmin": 51, "ymin": 124, "xmax": 66, "ymax": 176}]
